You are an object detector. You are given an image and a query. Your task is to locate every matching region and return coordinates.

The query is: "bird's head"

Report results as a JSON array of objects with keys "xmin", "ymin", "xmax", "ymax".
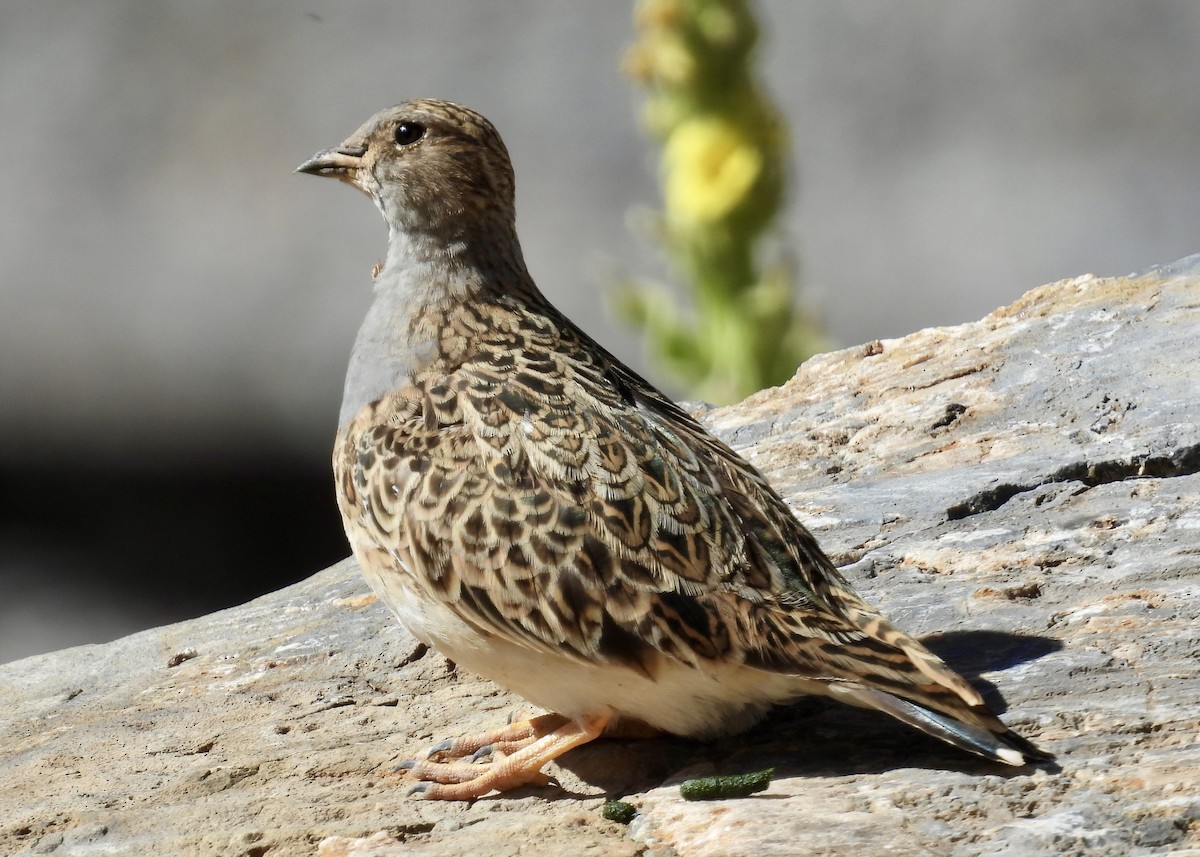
[{"xmin": 297, "ymin": 99, "xmax": 518, "ymax": 244}]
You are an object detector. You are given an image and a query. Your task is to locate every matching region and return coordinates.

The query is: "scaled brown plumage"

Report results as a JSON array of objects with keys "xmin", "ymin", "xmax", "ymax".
[{"xmin": 298, "ymin": 99, "xmax": 1050, "ymax": 800}]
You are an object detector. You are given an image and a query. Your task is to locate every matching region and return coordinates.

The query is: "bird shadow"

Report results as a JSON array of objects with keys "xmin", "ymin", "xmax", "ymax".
[
  {"xmin": 919, "ymin": 628, "xmax": 1062, "ymax": 715},
  {"xmin": 546, "ymin": 629, "xmax": 1061, "ymax": 800}
]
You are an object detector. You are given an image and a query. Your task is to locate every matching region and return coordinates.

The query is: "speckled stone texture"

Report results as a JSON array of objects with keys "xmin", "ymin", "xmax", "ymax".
[{"xmin": 2, "ymin": 257, "xmax": 1197, "ymax": 856}]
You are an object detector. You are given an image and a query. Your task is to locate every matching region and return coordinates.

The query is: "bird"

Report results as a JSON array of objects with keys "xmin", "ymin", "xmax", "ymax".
[{"xmin": 296, "ymin": 99, "xmax": 1050, "ymax": 800}]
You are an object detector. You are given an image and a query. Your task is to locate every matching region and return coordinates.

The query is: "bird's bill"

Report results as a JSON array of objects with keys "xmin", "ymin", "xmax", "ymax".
[{"xmin": 295, "ymin": 144, "xmax": 367, "ymax": 181}]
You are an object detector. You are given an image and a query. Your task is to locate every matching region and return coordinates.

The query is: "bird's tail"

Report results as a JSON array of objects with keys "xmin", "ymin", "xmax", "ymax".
[
  {"xmin": 827, "ymin": 681, "xmax": 1052, "ymax": 767},
  {"xmin": 811, "ymin": 592, "xmax": 1055, "ymax": 766}
]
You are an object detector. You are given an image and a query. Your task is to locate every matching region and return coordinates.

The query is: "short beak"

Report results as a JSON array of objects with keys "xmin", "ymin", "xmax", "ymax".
[{"xmin": 295, "ymin": 143, "xmax": 367, "ymax": 179}]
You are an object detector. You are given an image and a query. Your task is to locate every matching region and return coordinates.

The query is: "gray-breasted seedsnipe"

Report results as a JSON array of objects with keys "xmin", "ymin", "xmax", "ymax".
[{"xmin": 297, "ymin": 99, "xmax": 1050, "ymax": 800}]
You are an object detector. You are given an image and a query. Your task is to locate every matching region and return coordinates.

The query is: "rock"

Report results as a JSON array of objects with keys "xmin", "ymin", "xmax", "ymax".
[{"xmin": 2, "ymin": 257, "xmax": 1198, "ymax": 856}]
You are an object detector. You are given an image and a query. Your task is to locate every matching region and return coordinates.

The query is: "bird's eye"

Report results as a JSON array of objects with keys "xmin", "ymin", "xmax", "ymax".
[{"xmin": 394, "ymin": 122, "xmax": 426, "ymax": 147}]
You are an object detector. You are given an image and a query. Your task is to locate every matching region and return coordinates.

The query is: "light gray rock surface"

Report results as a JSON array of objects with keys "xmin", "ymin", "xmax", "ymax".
[{"xmin": 2, "ymin": 261, "xmax": 1198, "ymax": 856}]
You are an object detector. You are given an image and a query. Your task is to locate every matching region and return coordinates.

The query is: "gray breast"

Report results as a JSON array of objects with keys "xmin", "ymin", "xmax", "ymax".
[{"xmin": 338, "ymin": 280, "xmax": 438, "ymax": 428}]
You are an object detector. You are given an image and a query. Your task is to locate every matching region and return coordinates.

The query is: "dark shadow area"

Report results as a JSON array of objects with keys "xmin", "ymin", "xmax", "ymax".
[
  {"xmin": 0, "ymin": 453, "xmax": 348, "ymax": 663},
  {"xmin": 919, "ymin": 629, "xmax": 1064, "ymax": 714},
  {"xmin": 554, "ymin": 630, "xmax": 1062, "ymax": 797},
  {"xmin": 920, "ymin": 628, "xmax": 1063, "ymax": 679}
]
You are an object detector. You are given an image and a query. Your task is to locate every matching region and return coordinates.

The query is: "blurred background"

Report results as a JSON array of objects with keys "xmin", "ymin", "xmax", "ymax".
[{"xmin": 2, "ymin": 1, "xmax": 1199, "ymax": 664}]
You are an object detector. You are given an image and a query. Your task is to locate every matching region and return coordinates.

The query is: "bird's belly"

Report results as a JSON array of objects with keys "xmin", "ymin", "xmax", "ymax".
[{"xmin": 357, "ymin": 555, "xmax": 814, "ymax": 739}]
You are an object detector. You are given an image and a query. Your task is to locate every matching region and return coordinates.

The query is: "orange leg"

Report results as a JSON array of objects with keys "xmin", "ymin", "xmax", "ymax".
[{"xmin": 400, "ymin": 711, "xmax": 610, "ymax": 800}]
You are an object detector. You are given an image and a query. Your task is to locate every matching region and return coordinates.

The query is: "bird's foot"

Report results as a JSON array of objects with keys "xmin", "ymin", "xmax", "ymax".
[
  {"xmin": 396, "ymin": 711, "xmax": 610, "ymax": 800},
  {"xmin": 420, "ymin": 711, "xmax": 568, "ymax": 761}
]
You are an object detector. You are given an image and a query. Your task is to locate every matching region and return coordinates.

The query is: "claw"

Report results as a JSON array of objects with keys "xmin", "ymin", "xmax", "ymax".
[
  {"xmin": 392, "ymin": 758, "xmax": 417, "ymax": 772},
  {"xmin": 468, "ymin": 744, "xmax": 495, "ymax": 763},
  {"xmin": 424, "ymin": 739, "xmax": 455, "ymax": 759}
]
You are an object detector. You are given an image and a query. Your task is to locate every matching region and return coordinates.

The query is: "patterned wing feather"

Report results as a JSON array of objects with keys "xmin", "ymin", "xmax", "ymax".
[{"xmin": 336, "ymin": 301, "xmax": 986, "ymax": 728}]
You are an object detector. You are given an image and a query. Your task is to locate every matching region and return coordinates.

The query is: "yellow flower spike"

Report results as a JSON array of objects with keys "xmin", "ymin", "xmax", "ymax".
[
  {"xmin": 665, "ymin": 117, "xmax": 762, "ymax": 226},
  {"xmin": 620, "ymin": 0, "xmax": 824, "ymax": 402}
]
